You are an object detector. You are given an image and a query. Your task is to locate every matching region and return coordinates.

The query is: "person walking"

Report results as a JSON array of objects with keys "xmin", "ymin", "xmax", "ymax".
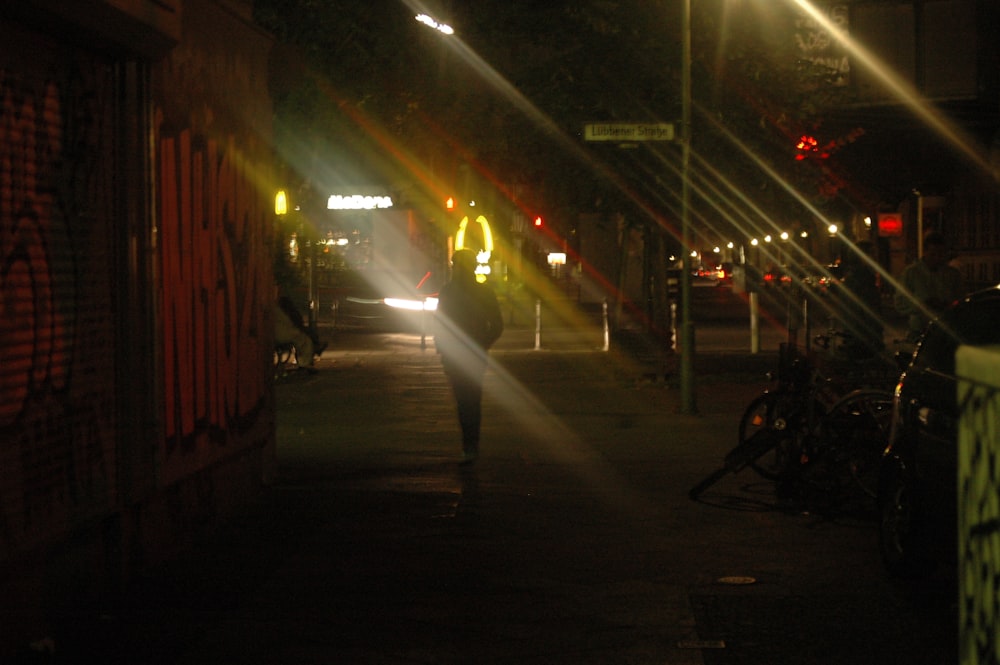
[
  {"xmin": 893, "ymin": 231, "xmax": 965, "ymax": 341},
  {"xmin": 274, "ymin": 296, "xmax": 326, "ymax": 371},
  {"xmin": 835, "ymin": 241, "xmax": 884, "ymax": 358},
  {"xmin": 434, "ymin": 249, "xmax": 504, "ymax": 464}
]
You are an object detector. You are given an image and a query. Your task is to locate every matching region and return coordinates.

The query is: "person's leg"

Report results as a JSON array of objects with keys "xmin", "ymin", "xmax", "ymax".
[
  {"xmin": 444, "ymin": 358, "xmax": 485, "ymax": 461},
  {"xmin": 294, "ymin": 329, "xmax": 314, "ymax": 366},
  {"xmin": 455, "ymin": 379, "xmax": 483, "ymax": 456},
  {"xmin": 275, "ymin": 307, "xmax": 315, "ymax": 366}
]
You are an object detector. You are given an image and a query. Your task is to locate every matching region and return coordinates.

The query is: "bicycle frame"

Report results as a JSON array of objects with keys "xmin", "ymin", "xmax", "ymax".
[{"xmin": 690, "ymin": 340, "xmax": 896, "ymax": 506}]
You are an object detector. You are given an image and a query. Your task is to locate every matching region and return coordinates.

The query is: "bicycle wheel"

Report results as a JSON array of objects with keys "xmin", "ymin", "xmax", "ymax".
[
  {"xmin": 818, "ymin": 388, "xmax": 894, "ymax": 498},
  {"xmin": 738, "ymin": 392, "xmax": 802, "ymax": 480}
]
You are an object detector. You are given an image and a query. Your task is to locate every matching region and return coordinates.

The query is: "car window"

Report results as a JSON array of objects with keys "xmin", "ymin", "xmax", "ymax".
[{"xmin": 913, "ymin": 297, "xmax": 1000, "ymax": 374}]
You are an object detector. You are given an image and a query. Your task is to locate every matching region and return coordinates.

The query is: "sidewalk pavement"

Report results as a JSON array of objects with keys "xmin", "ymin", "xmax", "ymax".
[{"xmin": 38, "ymin": 321, "xmax": 953, "ymax": 664}]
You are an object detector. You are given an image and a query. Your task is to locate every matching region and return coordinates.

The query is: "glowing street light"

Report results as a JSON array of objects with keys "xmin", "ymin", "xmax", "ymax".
[{"xmin": 415, "ymin": 13, "xmax": 454, "ymax": 35}]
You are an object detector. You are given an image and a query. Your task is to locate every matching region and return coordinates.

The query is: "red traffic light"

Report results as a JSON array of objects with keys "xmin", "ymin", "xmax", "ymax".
[
  {"xmin": 533, "ymin": 216, "xmax": 543, "ymax": 227},
  {"xmin": 446, "ymin": 197, "xmax": 455, "ymax": 210}
]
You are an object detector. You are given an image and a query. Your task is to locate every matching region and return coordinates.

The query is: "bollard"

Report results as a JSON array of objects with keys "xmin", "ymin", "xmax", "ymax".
[
  {"xmin": 670, "ymin": 302, "xmax": 678, "ymax": 352},
  {"xmin": 803, "ymin": 296, "xmax": 811, "ymax": 353},
  {"xmin": 534, "ymin": 299, "xmax": 541, "ymax": 350},
  {"xmin": 420, "ymin": 307, "xmax": 427, "ymax": 351},
  {"xmin": 602, "ymin": 299, "xmax": 610, "ymax": 352}
]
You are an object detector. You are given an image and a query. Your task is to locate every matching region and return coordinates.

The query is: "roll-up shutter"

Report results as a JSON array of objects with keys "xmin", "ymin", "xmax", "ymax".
[{"xmin": 0, "ymin": 21, "xmax": 119, "ymax": 555}]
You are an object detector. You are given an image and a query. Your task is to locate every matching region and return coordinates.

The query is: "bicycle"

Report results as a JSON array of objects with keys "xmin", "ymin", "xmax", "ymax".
[{"xmin": 689, "ymin": 338, "xmax": 896, "ymax": 510}]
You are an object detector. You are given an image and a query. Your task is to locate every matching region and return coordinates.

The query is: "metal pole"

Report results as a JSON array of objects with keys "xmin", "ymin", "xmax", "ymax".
[
  {"xmin": 915, "ymin": 190, "xmax": 924, "ymax": 258},
  {"xmin": 534, "ymin": 298, "xmax": 541, "ymax": 351},
  {"xmin": 420, "ymin": 306, "xmax": 427, "ymax": 351},
  {"xmin": 308, "ymin": 240, "xmax": 317, "ymax": 331},
  {"xmin": 670, "ymin": 302, "xmax": 678, "ymax": 351},
  {"xmin": 680, "ymin": 0, "xmax": 696, "ymax": 413},
  {"xmin": 800, "ymin": 295, "xmax": 808, "ymax": 352},
  {"xmin": 602, "ymin": 299, "xmax": 610, "ymax": 352}
]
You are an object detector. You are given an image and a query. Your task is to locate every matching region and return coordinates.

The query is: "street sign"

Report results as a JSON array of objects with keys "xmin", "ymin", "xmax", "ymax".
[{"xmin": 584, "ymin": 123, "xmax": 675, "ymax": 142}]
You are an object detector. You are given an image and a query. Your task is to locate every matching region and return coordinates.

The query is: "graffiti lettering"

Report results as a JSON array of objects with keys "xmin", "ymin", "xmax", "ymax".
[
  {"xmin": 0, "ymin": 65, "xmax": 115, "ymax": 547},
  {"xmin": 0, "ymin": 84, "xmax": 71, "ymax": 427},
  {"xmin": 159, "ymin": 129, "xmax": 269, "ymax": 452},
  {"xmin": 794, "ymin": 4, "xmax": 850, "ymax": 84}
]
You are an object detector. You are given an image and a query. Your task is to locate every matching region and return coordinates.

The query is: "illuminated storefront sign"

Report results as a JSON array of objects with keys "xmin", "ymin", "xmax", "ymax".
[
  {"xmin": 455, "ymin": 214, "xmax": 495, "ymax": 283},
  {"xmin": 327, "ymin": 194, "xmax": 394, "ymax": 210}
]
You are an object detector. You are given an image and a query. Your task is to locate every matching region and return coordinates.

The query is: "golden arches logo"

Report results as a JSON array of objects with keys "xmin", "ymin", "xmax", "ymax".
[{"xmin": 455, "ymin": 214, "xmax": 494, "ymax": 283}]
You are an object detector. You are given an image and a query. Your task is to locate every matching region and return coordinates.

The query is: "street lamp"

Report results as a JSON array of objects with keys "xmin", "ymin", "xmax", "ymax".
[{"xmin": 415, "ymin": 13, "xmax": 454, "ymax": 35}]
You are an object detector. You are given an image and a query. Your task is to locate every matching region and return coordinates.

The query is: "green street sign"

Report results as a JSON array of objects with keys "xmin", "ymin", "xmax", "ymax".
[{"xmin": 584, "ymin": 123, "xmax": 675, "ymax": 142}]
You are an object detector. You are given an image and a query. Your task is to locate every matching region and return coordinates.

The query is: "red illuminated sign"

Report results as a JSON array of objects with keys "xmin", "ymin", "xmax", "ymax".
[{"xmin": 878, "ymin": 213, "xmax": 903, "ymax": 237}]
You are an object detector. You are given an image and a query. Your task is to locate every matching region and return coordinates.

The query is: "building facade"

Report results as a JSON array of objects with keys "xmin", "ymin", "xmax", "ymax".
[
  {"xmin": 0, "ymin": 0, "xmax": 277, "ymax": 654},
  {"xmin": 809, "ymin": 0, "xmax": 1000, "ymax": 288}
]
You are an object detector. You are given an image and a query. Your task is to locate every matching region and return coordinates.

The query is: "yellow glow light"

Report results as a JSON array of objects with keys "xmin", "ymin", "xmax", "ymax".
[
  {"xmin": 455, "ymin": 215, "xmax": 495, "ymax": 283},
  {"xmin": 275, "ymin": 190, "xmax": 287, "ymax": 216}
]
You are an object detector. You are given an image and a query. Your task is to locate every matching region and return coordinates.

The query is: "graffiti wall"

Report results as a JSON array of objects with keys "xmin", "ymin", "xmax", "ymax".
[
  {"xmin": 0, "ymin": 23, "xmax": 119, "ymax": 559},
  {"xmin": 154, "ymin": 1, "xmax": 275, "ymax": 482},
  {"xmin": 0, "ymin": 0, "xmax": 274, "ymax": 557},
  {"xmin": 0, "ymin": 1, "xmax": 275, "ymax": 654}
]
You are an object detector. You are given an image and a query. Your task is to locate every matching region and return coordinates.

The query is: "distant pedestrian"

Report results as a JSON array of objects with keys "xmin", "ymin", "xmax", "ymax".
[
  {"xmin": 834, "ymin": 241, "xmax": 883, "ymax": 358},
  {"xmin": 274, "ymin": 296, "xmax": 326, "ymax": 370},
  {"xmin": 435, "ymin": 249, "xmax": 504, "ymax": 464},
  {"xmin": 893, "ymin": 232, "xmax": 965, "ymax": 341}
]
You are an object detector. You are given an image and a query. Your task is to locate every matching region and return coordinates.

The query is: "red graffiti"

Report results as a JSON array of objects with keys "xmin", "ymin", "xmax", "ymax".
[
  {"xmin": 158, "ymin": 130, "xmax": 270, "ymax": 450},
  {"xmin": 0, "ymin": 63, "xmax": 118, "ymax": 545},
  {"xmin": 0, "ymin": 82, "xmax": 72, "ymax": 427}
]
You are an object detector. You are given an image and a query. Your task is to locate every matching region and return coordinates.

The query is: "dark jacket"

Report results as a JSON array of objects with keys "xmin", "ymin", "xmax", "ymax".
[{"xmin": 435, "ymin": 277, "xmax": 503, "ymax": 363}]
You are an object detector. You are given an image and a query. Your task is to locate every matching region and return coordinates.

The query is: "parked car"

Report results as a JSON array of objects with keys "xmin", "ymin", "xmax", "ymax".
[
  {"xmin": 800, "ymin": 263, "xmax": 843, "ymax": 292},
  {"xmin": 877, "ymin": 286, "xmax": 1000, "ymax": 577},
  {"xmin": 761, "ymin": 265, "xmax": 793, "ymax": 288},
  {"xmin": 717, "ymin": 262, "xmax": 734, "ymax": 286}
]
